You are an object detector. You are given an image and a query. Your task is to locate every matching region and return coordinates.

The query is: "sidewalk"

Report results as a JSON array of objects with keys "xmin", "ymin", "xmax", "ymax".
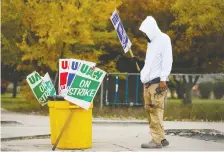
[
  {"xmin": 1, "ymin": 108, "xmax": 224, "ymax": 151},
  {"xmin": 2, "ymin": 134, "xmax": 224, "ymax": 151},
  {"xmin": 2, "ymin": 108, "xmax": 224, "ymax": 138}
]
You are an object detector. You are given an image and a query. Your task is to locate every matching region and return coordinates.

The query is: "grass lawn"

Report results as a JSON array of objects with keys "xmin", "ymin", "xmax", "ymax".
[
  {"xmin": 1, "ymin": 93, "xmax": 224, "ymax": 121},
  {"xmin": 1, "ymin": 93, "xmax": 49, "ymax": 115},
  {"xmin": 163, "ymin": 98, "xmax": 224, "ymax": 121},
  {"xmin": 168, "ymin": 98, "xmax": 224, "ymax": 104}
]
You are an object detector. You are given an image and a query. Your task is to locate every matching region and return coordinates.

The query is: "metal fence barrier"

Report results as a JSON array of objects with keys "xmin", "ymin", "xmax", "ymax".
[
  {"xmin": 105, "ymin": 73, "xmax": 142, "ymax": 106},
  {"xmin": 99, "ymin": 73, "xmax": 224, "ymax": 109}
]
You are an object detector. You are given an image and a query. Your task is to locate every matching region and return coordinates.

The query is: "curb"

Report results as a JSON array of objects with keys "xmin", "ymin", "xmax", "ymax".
[
  {"xmin": 1, "ymin": 134, "xmax": 50, "ymax": 142},
  {"xmin": 92, "ymin": 119, "xmax": 148, "ymax": 124},
  {"xmin": 2, "ymin": 130, "xmax": 224, "ymax": 144}
]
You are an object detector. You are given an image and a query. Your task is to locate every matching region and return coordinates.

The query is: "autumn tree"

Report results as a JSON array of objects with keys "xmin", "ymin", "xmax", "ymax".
[
  {"xmin": 20, "ymin": 0, "xmax": 120, "ymax": 71},
  {"xmin": 2, "ymin": 0, "xmax": 121, "ymax": 98},
  {"xmin": 170, "ymin": 0, "xmax": 224, "ymax": 104},
  {"xmin": 1, "ymin": 0, "xmax": 30, "ymax": 97},
  {"xmin": 17, "ymin": 0, "xmax": 121, "ymax": 93},
  {"xmin": 171, "ymin": 0, "xmax": 224, "ymax": 72}
]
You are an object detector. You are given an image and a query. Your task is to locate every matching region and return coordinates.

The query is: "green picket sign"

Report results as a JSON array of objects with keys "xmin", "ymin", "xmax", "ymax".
[
  {"xmin": 43, "ymin": 73, "xmax": 56, "ymax": 96},
  {"xmin": 26, "ymin": 71, "xmax": 49, "ymax": 106},
  {"xmin": 67, "ymin": 76, "xmax": 100, "ymax": 102},
  {"xmin": 65, "ymin": 63, "xmax": 106, "ymax": 110}
]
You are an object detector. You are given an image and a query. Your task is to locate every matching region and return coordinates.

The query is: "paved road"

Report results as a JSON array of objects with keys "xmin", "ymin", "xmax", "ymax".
[{"xmin": 1, "ymin": 108, "xmax": 224, "ymax": 151}]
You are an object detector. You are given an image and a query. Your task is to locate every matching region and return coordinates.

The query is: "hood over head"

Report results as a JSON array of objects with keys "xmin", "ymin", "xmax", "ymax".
[{"xmin": 139, "ymin": 16, "xmax": 161, "ymax": 41}]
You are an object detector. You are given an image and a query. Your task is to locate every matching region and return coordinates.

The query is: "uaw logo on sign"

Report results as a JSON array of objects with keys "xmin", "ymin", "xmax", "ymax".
[
  {"xmin": 59, "ymin": 59, "xmax": 70, "ymax": 96},
  {"xmin": 26, "ymin": 71, "xmax": 49, "ymax": 106},
  {"xmin": 110, "ymin": 9, "xmax": 132, "ymax": 53},
  {"xmin": 66, "ymin": 59, "xmax": 96, "ymax": 89}
]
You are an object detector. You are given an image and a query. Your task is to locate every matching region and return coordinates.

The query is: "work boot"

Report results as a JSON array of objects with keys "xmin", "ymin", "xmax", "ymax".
[
  {"xmin": 161, "ymin": 139, "xmax": 169, "ymax": 146},
  {"xmin": 141, "ymin": 141, "xmax": 162, "ymax": 148}
]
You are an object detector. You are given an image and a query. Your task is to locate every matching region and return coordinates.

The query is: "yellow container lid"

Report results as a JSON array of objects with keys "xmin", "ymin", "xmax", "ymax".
[
  {"xmin": 48, "ymin": 101, "xmax": 55, "ymax": 108},
  {"xmin": 54, "ymin": 101, "xmax": 93, "ymax": 109}
]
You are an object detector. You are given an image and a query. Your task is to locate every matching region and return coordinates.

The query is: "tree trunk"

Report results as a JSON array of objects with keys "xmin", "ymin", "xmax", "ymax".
[
  {"xmin": 1, "ymin": 87, "xmax": 7, "ymax": 94},
  {"xmin": 54, "ymin": 72, "xmax": 59, "ymax": 95},
  {"xmin": 54, "ymin": 42, "xmax": 66, "ymax": 95},
  {"xmin": 170, "ymin": 90, "xmax": 175, "ymax": 98},
  {"xmin": 12, "ymin": 79, "xmax": 17, "ymax": 98},
  {"xmin": 182, "ymin": 75, "xmax": 200, "ymax": 104},
  {"xmin": 183, "ymin": 86, "xmax": 192, "ymax": 104},
  {"xmin": 173, "ymin": 75, "xmax": 185, "ymax": 99},
  {"xmin": 176, "ymin": 83, "xmax": 185, "ymax": 99}
]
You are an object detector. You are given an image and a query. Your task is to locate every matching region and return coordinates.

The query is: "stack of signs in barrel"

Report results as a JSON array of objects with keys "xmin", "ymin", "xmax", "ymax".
[
  {"xmin": 27, "ymin": 59, "xmax": 106, "ymax": 110},
  {"xmin": 26, "ymin": 71, "xmax": 56, "ymax": 106},
  {"xmin": 59, "ymin": 59, "xmax": 96, "ymax": 96}
]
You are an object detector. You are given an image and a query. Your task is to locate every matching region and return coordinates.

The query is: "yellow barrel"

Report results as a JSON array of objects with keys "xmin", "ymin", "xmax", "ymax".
[
  {"xmin": 48, "ymin": 101, "xmax": 56, "ymax": 145},
  {"xmin": 54, "ymin": 101, "xmax": 93, "ymax": 150}
]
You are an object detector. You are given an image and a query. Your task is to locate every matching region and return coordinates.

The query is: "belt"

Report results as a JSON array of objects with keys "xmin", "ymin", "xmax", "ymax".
[
  {"xmin": 144, "ymin": 77, "xmax": 160, "ymax": 88},
  {"xmin": 148, "ymin": 77, "xmax": 160, "ymax": 84}
]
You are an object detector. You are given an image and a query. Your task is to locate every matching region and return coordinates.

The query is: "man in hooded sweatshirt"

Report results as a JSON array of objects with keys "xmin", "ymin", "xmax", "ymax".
[{"xmin": 137, "ymin": 16, "xmax": 173, "ymax": 148}]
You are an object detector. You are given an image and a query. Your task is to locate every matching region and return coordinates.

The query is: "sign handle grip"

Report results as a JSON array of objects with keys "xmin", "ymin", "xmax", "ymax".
[
  {"xmin": 129, "ymin": 49, "xmax": 140, "ymax": 72},
  {"xmin": 52, "ymin": 110, "xmax": 74, "ymax": 151}
]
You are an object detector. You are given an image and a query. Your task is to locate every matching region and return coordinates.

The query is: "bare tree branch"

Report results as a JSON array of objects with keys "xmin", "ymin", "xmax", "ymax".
[
  {"xmin": 189, "ymin": 75, "xmax": 193, "ymax": 83},
  {"xmin": 182, "ymin": 75, "xmax": 187, "ymax": 83},
  {"xmin": 193, "ymin": 76, "xmax": 200, "ymax": 85}
]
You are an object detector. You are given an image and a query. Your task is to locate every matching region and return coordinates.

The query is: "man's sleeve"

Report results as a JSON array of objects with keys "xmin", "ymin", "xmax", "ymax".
[
  {"xmin": 140, "ymin": 51, "xmax": 154, "ymax": 84},
  {"xmin": 160, "ymin": 38, "xmax": 173, "ymax": 81}
]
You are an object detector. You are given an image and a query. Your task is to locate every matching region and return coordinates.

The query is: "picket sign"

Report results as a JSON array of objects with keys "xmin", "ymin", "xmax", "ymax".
[
  {"xmin": 110, "ymin": 9, "xmax": 140, "ymax": 71},
  {"xmin": 66, "ymin": 59, "xmax": 96, "ymax": 89},
  {"xmin": 26, "ymin": 71, "xmax": 49, "ymax": 106},
  {"xmin": 42, "ymin": 73, "xmax": 56, "ymax": 96},
  {"xmin": 64, "ymin": 63, "xmax": 106, "ymax": 110},
  {"xmin": 59, "ymin": 59, "xmax": 70, "ymax": 96},
  {"xmin": 110, "ymin": 9, "xmax": 132, "ymax": 53}
]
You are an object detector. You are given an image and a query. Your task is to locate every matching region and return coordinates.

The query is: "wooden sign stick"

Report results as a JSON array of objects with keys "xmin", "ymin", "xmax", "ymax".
[
  {"xmin": 52, "ymin": 110, "xmax": 74, "ymax": 151},
  {"xmin": 129, "ymin": 49, "xmax": 140, "ymax": 72}
]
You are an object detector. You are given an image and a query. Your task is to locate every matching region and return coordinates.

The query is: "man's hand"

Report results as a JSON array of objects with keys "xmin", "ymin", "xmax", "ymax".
[{"xmin": 159, "ymin": 81, "xmax": 167, "ymax": 91}]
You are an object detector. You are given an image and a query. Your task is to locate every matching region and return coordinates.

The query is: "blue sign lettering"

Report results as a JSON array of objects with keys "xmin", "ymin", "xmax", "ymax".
[{"xmin": 112, "ymin": 13, "xmax": 120, "ymax": 26}]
